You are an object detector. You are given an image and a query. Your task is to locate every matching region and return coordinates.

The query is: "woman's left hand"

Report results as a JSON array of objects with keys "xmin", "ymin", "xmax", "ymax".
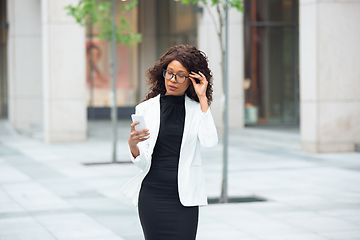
[{"xmin": 189, "ymin": 71, "xmax": 208, "ymax": 98}]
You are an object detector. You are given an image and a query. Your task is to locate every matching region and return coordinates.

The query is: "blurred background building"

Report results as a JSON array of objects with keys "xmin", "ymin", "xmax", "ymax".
[{"xmin": 0, "ymin": 0, "xmax": 359, "ymax": 152}]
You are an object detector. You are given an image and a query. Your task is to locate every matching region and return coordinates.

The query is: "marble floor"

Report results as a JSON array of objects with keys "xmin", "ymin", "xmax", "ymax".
[{"xmin": 0, "ymin": 119, "xmax": 360, "ymax": 240}]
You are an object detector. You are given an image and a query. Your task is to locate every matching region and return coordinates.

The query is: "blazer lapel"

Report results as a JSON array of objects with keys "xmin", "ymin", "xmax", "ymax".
[
  {"xmin": 180, "ymin": 96, "xmax": 192, "ymax": 153},
  {"xmin": 149, "ymin": 94, "xmax": 161, "ymax": 151}
]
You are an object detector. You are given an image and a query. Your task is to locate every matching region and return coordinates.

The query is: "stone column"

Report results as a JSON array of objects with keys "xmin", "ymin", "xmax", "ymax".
[
  {"xmin": 300, "ymin": 0, "xmax": 360, "ymax": 152},
  {"xmin": 198, "ymin": 3, "xmax": 244, "ymax": 129},
  {"xmin": 7, "ymin": 0, "xmax": 42, "ymax": 132},
  {"xmin": 41, "ymin": 0, "xmax": 86, "ymax": 142}
]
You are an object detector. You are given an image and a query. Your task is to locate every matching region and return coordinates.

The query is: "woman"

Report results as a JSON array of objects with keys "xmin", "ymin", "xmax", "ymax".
[{"xmin": 121, "ymin": 45, "xmax": 218, "ymax": 239}]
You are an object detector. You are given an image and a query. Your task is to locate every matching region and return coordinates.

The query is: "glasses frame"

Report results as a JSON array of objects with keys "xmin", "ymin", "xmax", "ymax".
[{"xmin": 162, "ymin": 69, "xmax": 189, "ymax": 84}]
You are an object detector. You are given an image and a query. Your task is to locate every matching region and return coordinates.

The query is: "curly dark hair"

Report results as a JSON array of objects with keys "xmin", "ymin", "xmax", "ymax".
[{"xmin": 143, "ymin": 45, "xmax": 213, "ymax": 105}]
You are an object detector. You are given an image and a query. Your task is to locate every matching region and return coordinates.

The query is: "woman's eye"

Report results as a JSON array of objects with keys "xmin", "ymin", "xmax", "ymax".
[{"xmin": 178, "ymin": 74, "xmax": 185, "ymax": 78}]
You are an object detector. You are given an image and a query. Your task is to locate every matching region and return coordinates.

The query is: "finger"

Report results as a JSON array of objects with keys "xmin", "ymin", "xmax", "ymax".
[
  {"xmin": 136, "ymin": 131, "xmax": 150, "ymax": 138},
  {"xmin": 130, "ymin": 131, "xmax": 138, "ymax": 139},
  {"xmin": 130, "ymin": 121, "xmax": 139, "ymax": 130},
  {"xmin": 189, "ymin": 77, "xmax": 197, "ymax": 86},
  {"xmin": 190, "ymin": 71, "xmax": 201, "ymax": 79},
  {"xmin": 131, "ymin": 130, "xmax": 149, "ymax": 140},
  {"xmin": 136, "ymin": 133, "xmax": 150, "ymax": 142},
  {"xmin": 135, "ymin": 129, "xmax": 149, "ymax": 135},
  {"xmin": 198, "ymin": 72, "xmax": 207, "ymax": 83},
  {"xmin": 137, "ymin": 136, "xmax": 150, "ymax": 142},
  {"xmin": 190, "ymin": 71, "xmax": 207, "ymax": 85}
]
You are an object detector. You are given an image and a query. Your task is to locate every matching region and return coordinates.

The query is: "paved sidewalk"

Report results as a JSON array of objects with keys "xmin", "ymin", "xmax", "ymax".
[{"xmin": 1, "ymin": 119, "xmax": 360, "ymax": 240}]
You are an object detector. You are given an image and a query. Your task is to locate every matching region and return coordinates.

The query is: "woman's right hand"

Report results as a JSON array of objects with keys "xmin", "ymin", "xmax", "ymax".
[
  {"xmin": 128, "ymin": 122, "xmax": 150, "ymax": 158},
  {"xmin": 128, "ymin": 122, "xmax": 150, "ymax": 148}
]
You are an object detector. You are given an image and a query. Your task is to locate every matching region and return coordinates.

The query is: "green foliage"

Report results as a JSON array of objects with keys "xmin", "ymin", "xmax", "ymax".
[
  {"xmin": 181, "ymin": 0, "xmax": 244, "ymax": 12},
  {"xmin": 64, "ymin": 0, "xmax": 142, "ymax": 45},
  {"xmin": 123, "ymin": 0, "xmax": 138, "ymax": 11},
  {"xmin": 229, "ymin": 0, "xmax": 243, "ymax": 12}
]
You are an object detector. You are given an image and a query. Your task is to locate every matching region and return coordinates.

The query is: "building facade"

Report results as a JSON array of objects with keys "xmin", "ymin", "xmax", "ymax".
[{"xmin": 1, "ymin": 0, "xmax": 359, "ymax": 152}]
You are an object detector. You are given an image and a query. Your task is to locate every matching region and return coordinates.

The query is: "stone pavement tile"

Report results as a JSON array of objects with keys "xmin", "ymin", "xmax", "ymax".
[
  {"xmin": 76, "ymin": 236, "xmax": 125, "ymax": 240},
  {"xmin": 199, "ymin": 204, "xmax": 306, "ymax": 238},
  {"xmin": 66, "ymin": 197, "xmax": 125, "ymax": 212},
  {"xmin": 258, "ymin": 233, "xmax": 330, "ymax": 240},
  {"xmin": 231, "ymin": 157, "xmax": 319, "ymax": 171},
  {"xmin": 319, "ymin": 231, "xmax": 360, "ymax": 240},
  {"xmin": 197, "ymin": 222, "xmax": 258, "ymax": 240},
  {"xmin": 317, "ymin": 209, "xmax": 360, "ymax": 218},
  {"xmin": 0, "ymin": 188, "xmax": 25, "ymax": 216},
  {"xmin": 0, "ymin": 145, "xmax": 18, "ymax": 155},
  {"xmin": 2, "ymin": 153, "xmax": 65, "ymax": 180},
  {"xmin": 230, "ymin": 219, "xmax": 305, "ymax": 238},
  {"xmin": 283, "ymin": 216, "xmax": 360, "ymax": 233},
  {"xmin": 46, "ymin": 162, "xmax": 103, "ymax": 178},
  {"xmin": 336, "ymin": 215, "xmax": 360, "ymax": 226},
  {"xmin": 35, "ymin": 213, "xmax": 120, "ymax": 240},
  {"xmin": 97, "ymin": 188, "xmax": 133, "ymax": 204},
  {"xmin": 264, "ymin": 210, "xmax": 321, "ymax": 221},
  {"xmin": 318, "ymin": 152, "xmax": 360, "ymax": 162},
  {"xmin": 121, "ymin": 236, "xmax": 143, "ymax": 240},
  {"xmin": 285, "ymin": 199, "xmax": 360, "ymax": 212},
  {"xmin": 2, "ymin": 182, "xmax": 72, "ymax": 211},
  {"xmin": 17, "ymin": 148, "xmax": 61, "ymax": 161},
  {"xmin": 0, "ymin": 216, "xmax": 57, "ymax": 240},
  {"xmin": 81, "ymin": 167, "xmax": 137, "ymax": 187},
  {"xmin": 300, "ymin": 168, "xmax": 360, "ymax": 183},
  {"xmin": 253, "ymin": 188, "xmax": 325, "ymax": 203},
  {"xmin": 39, "ymin": 178, "xmax": 95, "ymax": 198},
  {"xmin": 87, "ymin": 213, "xmax": 143, "ymax": 240},
  {"xmin": 0, "ymin": 162, "xmax": 31, "ymax": 183},
  {"xmin": 82, "ymin": 164, "xmax": 133, "ymax": 177},
  {"xmin": 237, "ymin": 201, "xmax": 300, "ymax": 214},
  {"xmin": 200, "ymin": 204, "xmax": 270, "ymax": 223},
  {"xmin": 81, "ymin": 177, "xmax": 126, "ymax": 189}
]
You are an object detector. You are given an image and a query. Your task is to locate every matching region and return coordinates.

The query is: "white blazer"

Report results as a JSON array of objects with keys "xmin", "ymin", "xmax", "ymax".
[{"xmin": 120, "ymin": 94, "xmax": 218, "ymax": 207}]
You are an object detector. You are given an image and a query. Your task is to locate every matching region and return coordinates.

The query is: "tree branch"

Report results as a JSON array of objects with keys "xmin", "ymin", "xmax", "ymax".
[{"xmin": 204, "ymin": 2, "xmax": 220, "ymax": 36}]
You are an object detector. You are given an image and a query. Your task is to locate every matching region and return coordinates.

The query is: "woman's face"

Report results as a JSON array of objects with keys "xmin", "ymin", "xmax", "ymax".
[{"xmin": 164, "ymin": 60, "xmax": 191, "ymax": 96}]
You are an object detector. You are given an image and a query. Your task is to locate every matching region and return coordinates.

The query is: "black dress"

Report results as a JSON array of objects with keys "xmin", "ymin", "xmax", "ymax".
[{"xmin": 138, "ymin": 94, "xmax": 199, "ymax": 240}]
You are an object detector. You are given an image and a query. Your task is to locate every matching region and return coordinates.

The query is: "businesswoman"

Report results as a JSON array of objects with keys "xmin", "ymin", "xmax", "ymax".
[{"xmin": 121, "ymin": 45, "xmax": 218, "ymax": 240}]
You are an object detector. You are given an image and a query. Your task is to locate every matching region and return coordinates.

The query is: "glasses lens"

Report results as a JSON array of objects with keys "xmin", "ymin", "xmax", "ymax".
[
  {"xmin": 163, "ymin": 70, "xmax": 173, "ymax": 80},
  {"xmin": 176, "ymin": 75, "xmax": 186, "ymax": 83}
]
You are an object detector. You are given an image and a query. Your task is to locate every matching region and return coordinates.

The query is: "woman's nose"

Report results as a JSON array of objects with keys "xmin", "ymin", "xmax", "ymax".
[{"xmin": 170, "ymin": 75, "xmax": 177, "ymax": 82}]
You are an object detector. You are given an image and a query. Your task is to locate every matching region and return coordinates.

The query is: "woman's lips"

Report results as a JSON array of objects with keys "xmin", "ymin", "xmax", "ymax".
[{"xmin": 168, "ymin": 85, "xmax": 177, "ymax": 91}]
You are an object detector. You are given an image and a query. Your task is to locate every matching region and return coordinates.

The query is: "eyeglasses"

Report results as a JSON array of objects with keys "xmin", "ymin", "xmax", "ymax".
[{"xmin": 162, "ymin": 69, "xmax": 189, "ymax": 84}]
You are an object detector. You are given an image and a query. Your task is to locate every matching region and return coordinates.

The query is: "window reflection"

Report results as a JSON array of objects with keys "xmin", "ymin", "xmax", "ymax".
[
  {"xmin": 85, "ymin": 0, "xmax": 139, "ymax": 108},
  {"xmin": 156, "ymin": 0, "xmax": 198, "ymax": 59},
  {"xmin": 244, "ymin": 0, "xmax": 299, "ymax": 125}
]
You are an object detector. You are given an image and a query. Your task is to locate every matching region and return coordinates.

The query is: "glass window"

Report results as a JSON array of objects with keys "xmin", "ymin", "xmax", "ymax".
[
  {"xmin": 256, "ymin": 0, "xmax": 294, "ymax": 22},
  {"xmin": 156, "ymin": 0, "xmax": 198, "ymax": 59},
  {"xmin": 85, "ymin": 0, "xmax": 139, "ymax": 108},
  {"xmin": 244, "ymin": 0, "xmax": 299, "ymax": 125}
]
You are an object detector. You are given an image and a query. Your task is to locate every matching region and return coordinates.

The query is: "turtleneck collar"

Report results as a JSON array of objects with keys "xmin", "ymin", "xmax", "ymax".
[{"xmin": 161, "ymin": 93, "xmax": 185, "ymax": 105}]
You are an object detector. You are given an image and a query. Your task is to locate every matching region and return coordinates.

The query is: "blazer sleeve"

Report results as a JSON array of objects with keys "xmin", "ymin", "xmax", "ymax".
[
  {"xmin": 198, "ymin": 107, "xmax": 218, "ymax": 148},
  {"xmin": 128, "ymin": 105, "xmax": 151, "ymax": 170}
]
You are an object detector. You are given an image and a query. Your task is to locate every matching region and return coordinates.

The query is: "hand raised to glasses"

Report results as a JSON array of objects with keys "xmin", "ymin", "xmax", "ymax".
[
  {"xmin": 189, "ymin": 71, "xmax": 208, "ymax": 98},
  {"xmin": 189, "ymin": 71, "xmax": 209, "ymax": 112}
]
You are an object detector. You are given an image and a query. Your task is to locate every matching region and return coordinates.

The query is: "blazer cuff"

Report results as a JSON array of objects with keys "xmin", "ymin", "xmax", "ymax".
[
  {"xmin": 201, "ymin": 107, "xmax": 211, "ymax": 116},
  {"xmin": 129, "ymin": 146, "xmax": 147, "ymax": 170}
]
